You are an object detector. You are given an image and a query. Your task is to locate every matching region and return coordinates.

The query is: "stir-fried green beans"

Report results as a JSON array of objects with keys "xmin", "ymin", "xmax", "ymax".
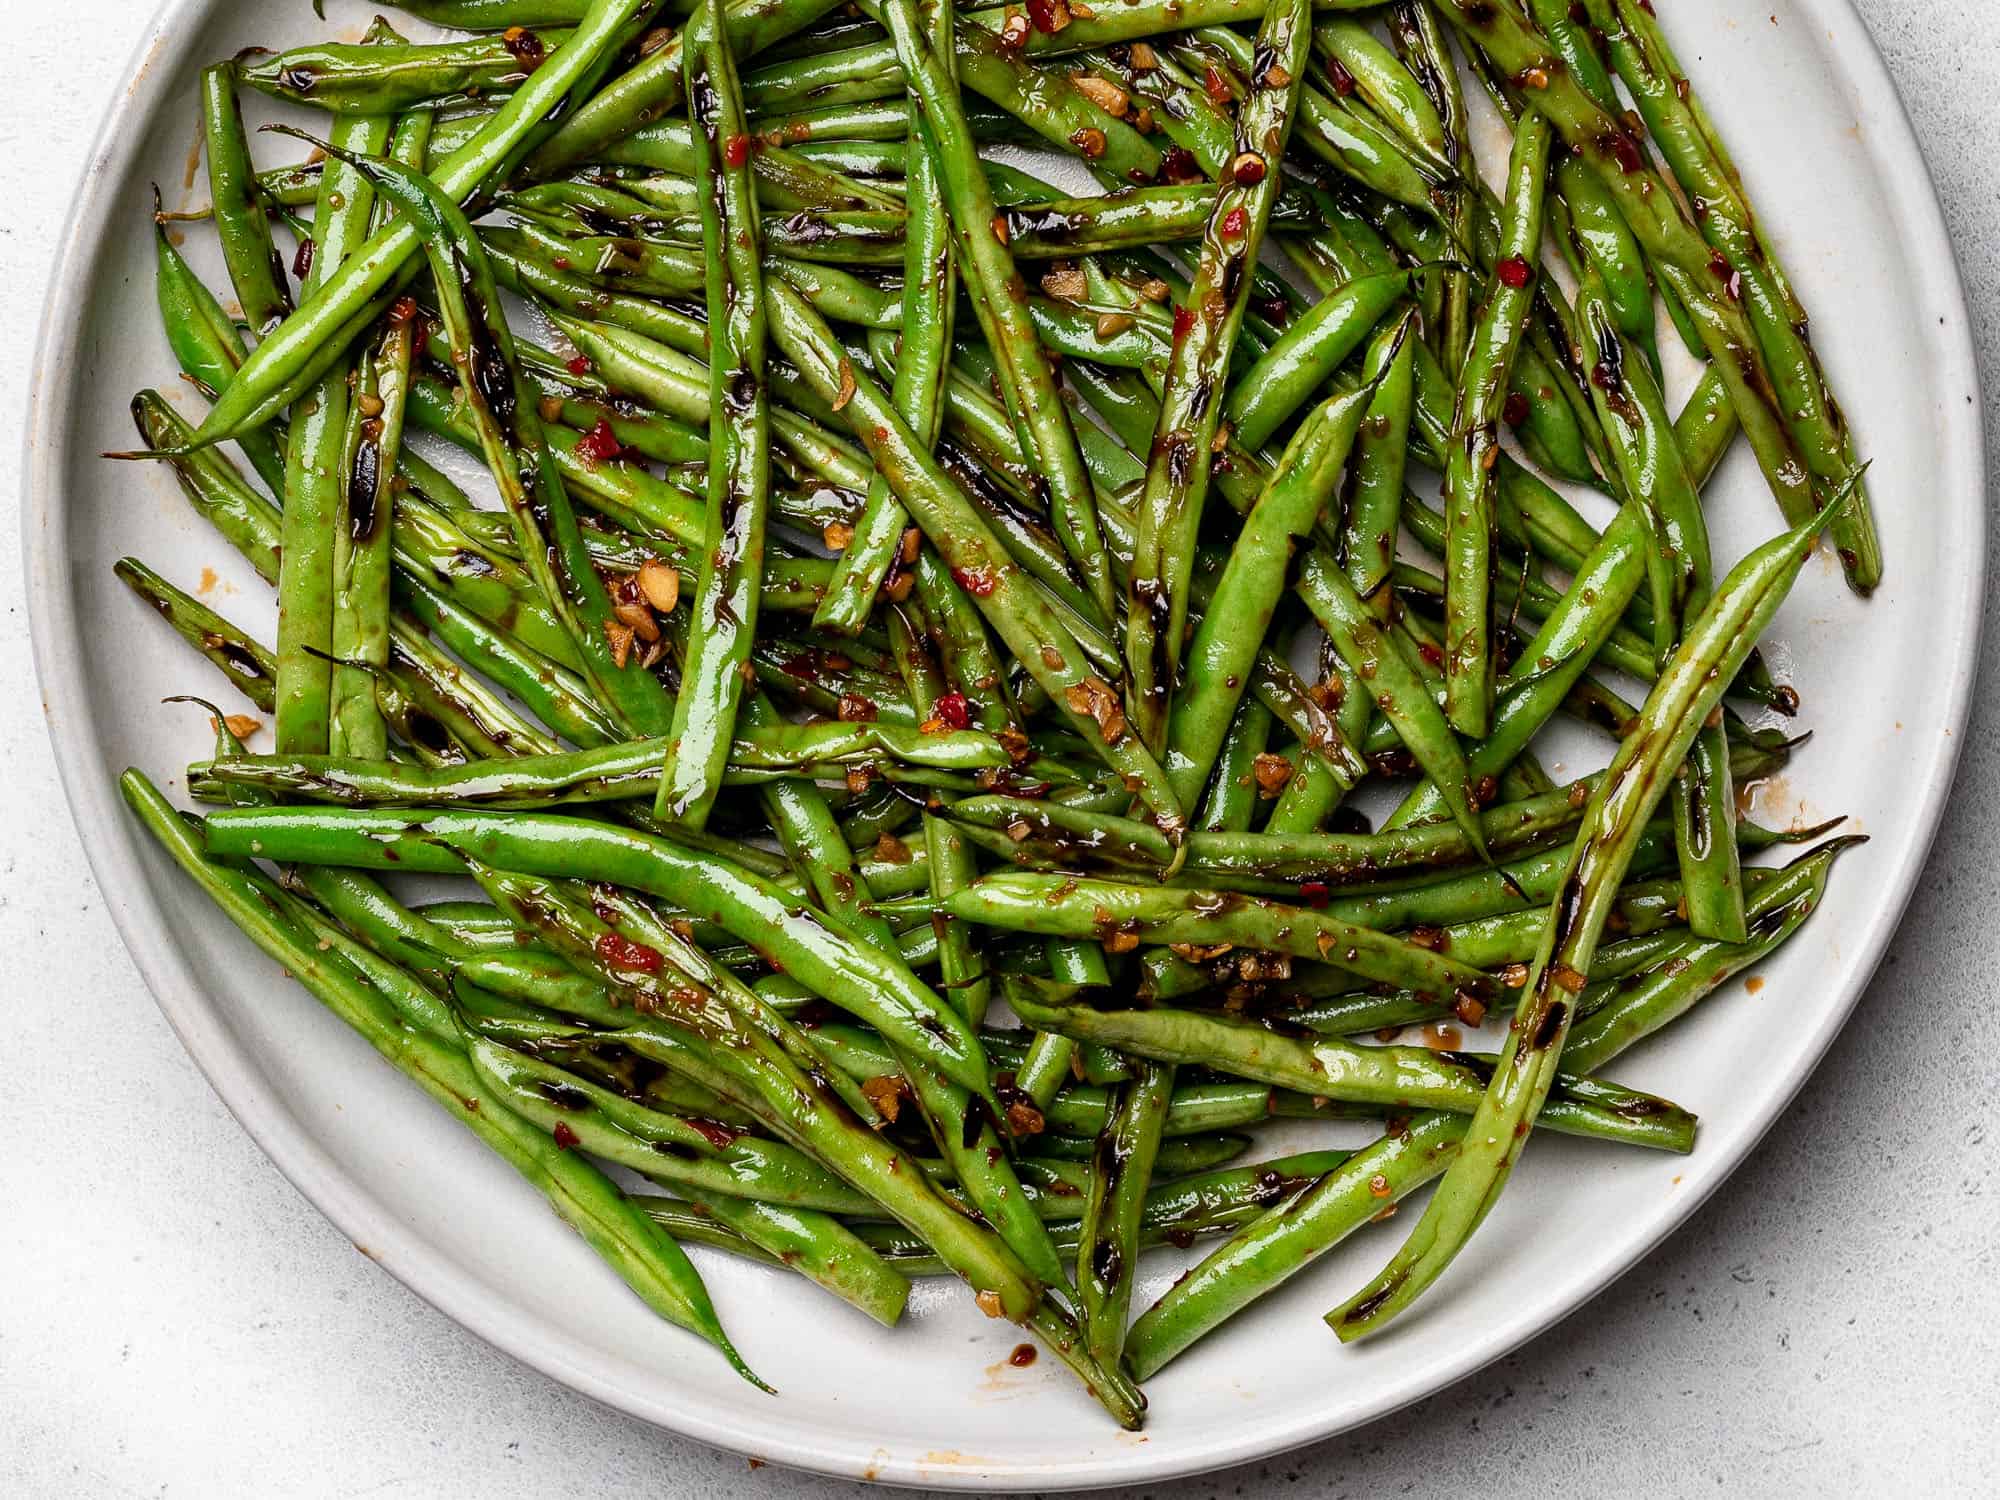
[{"xmin": 115, "ymin": 0, "xmax": 1868, "ymax": 1423}]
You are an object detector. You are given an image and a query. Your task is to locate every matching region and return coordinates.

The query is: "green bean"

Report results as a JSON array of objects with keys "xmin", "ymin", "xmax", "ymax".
[
  {"xmin": 1343, "ymin": 311, "xmax": 1417, "ymax": 600},
  {"xmin": 462, "ymin": 1031, "xmax": 883, "ymax": 1216},
  {"xmin": 606, "ymin": 991, "xmax": 1041, "ymax": 1307},
  {"xmin": 484, "ymin": 227, "xmax": 710, "ymax": 354},
  {"xmin": 1441, "ymin": 110, "xmax": 1551, "ymax": 737},
  {"xmin": 1676, "ymin": 365, "xmax": 1740, "ymax": 489},
  {"xmin": 936, "ymin": 870, "xmax": 1497, "ymax": 1002},
  {"xmin": 397, "ymin": 571, "xmax": 617, "ymax": 749},
  {"xmin": 1318, "ymin": 17, "xmax": 1448, "ymax": 171},
  {"xmin": 1578, "ymin": 280, "xmax": 1745, "ymax": 943},
  {"xmin": 1046, "ymin": 1081, "xmax": 1337, "ymax": 1141},
  {"xmin": 329, "ymin": 86, "xmax": 423, "ymax": 760},
  {"xmin": 685, "ymin": 1185, "xmax": 912, "ymax": 1325},
  {"xmin": 877, "ymin": 0, "xmax": 1116, "ymax": 624},
  {"xmin": 524, "ymin": 0, "xmax": 849, "ymax": 177},
  {"xmin": 951, "ymin": 22, "xmax": 1163, "ymax": 185},
  {"xmin": 889, "ymin": 607, "xmax": 993, "ymax": 1027},
  {"xmin": 812, "ymin": 0, "xmax": 958, "ymax": 637},
  {"xmin": 764, "ymin": 278, "xmax": 1183, "ymax": 822},
  {"xmin": 849, "ymin": 1147, "xmax": 1349, "ymax": 1270},
  {"xmin": 462, "ymin": 859, "xmax": 889, "ymax": 1128},
  {"xmin": 273, "ymin": 110, "xmax": 388, "ymax": 755},
  {"xmin": 120, "ymin": 770, "xmax": 763, "ymax": 1386},
  {"xmin": 1329, "ymin": 486, "xmax": 1847, "ymax": 1340},
  {"xmin": 117, "ymin": 560, "xmax": 277, "ymax": 712},
  {"xmin": 1433, "ymin": 4, "xmax": 1818, "ymax": 565},
  {"xmin": 1389, "ymin": 499, "xmax": 1648, "ymax": 831},
  {"xmin": 1164, "ymin": 376, "xmax": 1382, "ymax": 809},
  {"xmin": 654, "ymin": 0, "xmax": 771, "ymax": 828},
  {"xmin": 1564, "ymin": 837, "xmax": 1859, "ymax": 1072},
  {"xmin": 1028, "ymin": 1132, "xmax": 1248, "ymax": 1174},
  {"xmin": 1587, "ymin": 0, "xmax": 1878, "ymax": 591},
  {"xmin": 1126, "ymin": 1109, "xmax": 1462, "ymax": 1378},
  {"xmin": 1076, "ymin": 1060, "xmax": 1174, "ymax": 1369},
  {"xmin": 313, "ymin": 134, "xmax": 679, "ymax": 740},
  {"xmin": 1195, "ymin": 701, "xmax": 1275, "ymax": 835},
  {"xmin": 742, "ymin": 693, "xmax": 1067, "ymax": 1288},
  {"xmin": 237, "ymin": 30, "xmax": 576, "ymax": 115},
  {"xmin": 1387, "ymin": 3, "xmax": 1475, "ymax": 369},
  {"xmin": 1125, "ymin": 0, "xmax": 1311, "ymax": 752},
  {"xmin": 1005, "ymin": 981, "xmax": 1692, "ymax": 1151},
  {"xmin": 199, "ymin": 804, "xmax": 998, "ymax": 1105},
  {"xmin": 1125, "ymin": 829, "xmax": 1848, "ymax": 1374},
  {"xmin": 943, "ymin": 773, "xmax": 1581, "ymax": 894},
  {"xmin": 191, "ymin": 0, "xmax": 653, "ymax": 448},
  {"xmin": 149, "ymin": 201, "xmax": 287, "ymax": 494},
  {"xmin": 1192, "ymin": 27, "xmax": 1437, "ymax": 210},
  {"xmin": 1221, "ymin": 269, "xmax": 1416, "ymax": 454},
  {"xmin": 200, "ymin": 64, "xmax": 294, "ymax": 338},
  {"xmin": 1296, "ymin": 547, "xmax": 1489, "ymax": 858},
  {"xmin": 1555, "ymin": 153, "xmax": 1660, "ymax": 378}
]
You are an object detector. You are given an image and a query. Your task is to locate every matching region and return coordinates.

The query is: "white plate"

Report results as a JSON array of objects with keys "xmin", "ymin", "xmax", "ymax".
[{"xmin": 23, "ymin": 0, "xmax": 1984, "ymax": 1488}]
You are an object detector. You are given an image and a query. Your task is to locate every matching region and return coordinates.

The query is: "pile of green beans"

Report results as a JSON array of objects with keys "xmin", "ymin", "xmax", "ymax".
[{"xmin": 115, "ymin": 0, "xmax": 1868, "ymax": 1423}]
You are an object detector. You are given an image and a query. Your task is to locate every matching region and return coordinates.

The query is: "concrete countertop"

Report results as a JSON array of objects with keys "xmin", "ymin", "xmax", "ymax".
[{"xmin": 2, "ymin": 2, "xmax": 1993, "ymax": 1493}]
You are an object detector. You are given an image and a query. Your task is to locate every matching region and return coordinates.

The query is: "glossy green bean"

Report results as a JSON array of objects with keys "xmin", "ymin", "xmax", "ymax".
[
  {"xmin": 191, "ymin": 0, "xmax": 653, "ymax": 447},
  {"xmin": 655, "ymin": 0, "xmax": 772, "ymax": 828},
  {"xmin": 1330, "ymin": 487, "xmax": 1846, "ymax": 1340},
  {"xmin": 1441, "ymin": 110, "xmax": 1551, "ymax": 737},
  {"xmin": 1124, "ymin": 0, "xmax": 1311, "ymax": 752},
  {"xmin": 120, "ymin": 770, "xmax": 762, "ymax": 1385}
]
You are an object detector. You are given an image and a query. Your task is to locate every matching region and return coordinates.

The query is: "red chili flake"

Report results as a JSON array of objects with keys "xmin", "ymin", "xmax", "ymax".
[
  {"xmin": 552, "ymin": 1121, "xmax": 580, "ymax": 1149},
  {"xmin": 595, "ymin": 931, "xmax": 663, "ymax": 973},
  {"xmin": 575, "ymin": 416, "xmax": 625, "ymax": 464},
  {"xmin": 1025, "ymin": 0, "xmax": 1062, "ymax": 31},
  {"xmin": 951, "ymin": 564, "xmax": 997, "ymax": 597},
  {"xmin": 1203, "ymin": 64, "xmax": 1233, "ymax": 105},
  {"xmin": 387, "ymin": 295, "xmax": 418, "ymax": 327},
  {"xmin": 502, "ymin": 26, "xmax": 547, "ymax": 71},
  {"xmin": 565, "ymin": 354, "xmax": 592, "ymax": 375},
  {"xmin": 779, "ymin": 653, "xmax": 820, "ymax": 680},
  {"xmin": 1326, "ymin": 56, "xmax": 1357, "ymax": 96},
  {"xmin": 1172, "ymin": 303, "xmax": 1196, "ymax": 343},
  {"xmin": 1297, "ymin": 881, "xmax": 1332, "ymax": 909},
  {"xmin": 723, "ymin": 133, "xmax": 751, "ymax": 169},
  {"xmin": 1219, "ymin": 205, "xmax": 1248, "ymax": 239},
  {"xmin": 1606, "ymin": 132, "xmax": 1644, "ymax": 173},
  {"xmin": 1158, "ymin": 145, "xmax": 1201, "ymax": 184},
  {"xmin": 935, "ymin": 691, "xmax": 972, "ymax": 730},
  {"xmin": 292, "ymin": 237, "xmax": 315, "ymax": 280},
  {"xmin": 1495, "ymin": 256, "xmax": 1533, "ymax": 289},
  {"xmin": 1503, "ymin": 391, "xmax": 1532, "ymax": 426}
]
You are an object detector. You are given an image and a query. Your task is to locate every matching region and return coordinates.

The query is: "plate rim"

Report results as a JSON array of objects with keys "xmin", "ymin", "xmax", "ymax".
[{"xmin": 21, "ymin": 0, "xmax": 1987, "ymax": 1489}]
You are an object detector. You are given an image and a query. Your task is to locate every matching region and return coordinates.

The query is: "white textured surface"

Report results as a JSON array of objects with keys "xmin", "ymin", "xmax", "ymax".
[{"xmin": 3, "ymin": 2, "xmax": 1995, "ymax": 1495}]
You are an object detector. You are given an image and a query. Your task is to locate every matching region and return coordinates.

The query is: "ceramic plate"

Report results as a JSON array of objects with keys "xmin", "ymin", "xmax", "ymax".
[{"xmin": 23, "ymin": 0, "xmax": 1983, "ymax": 1488}]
